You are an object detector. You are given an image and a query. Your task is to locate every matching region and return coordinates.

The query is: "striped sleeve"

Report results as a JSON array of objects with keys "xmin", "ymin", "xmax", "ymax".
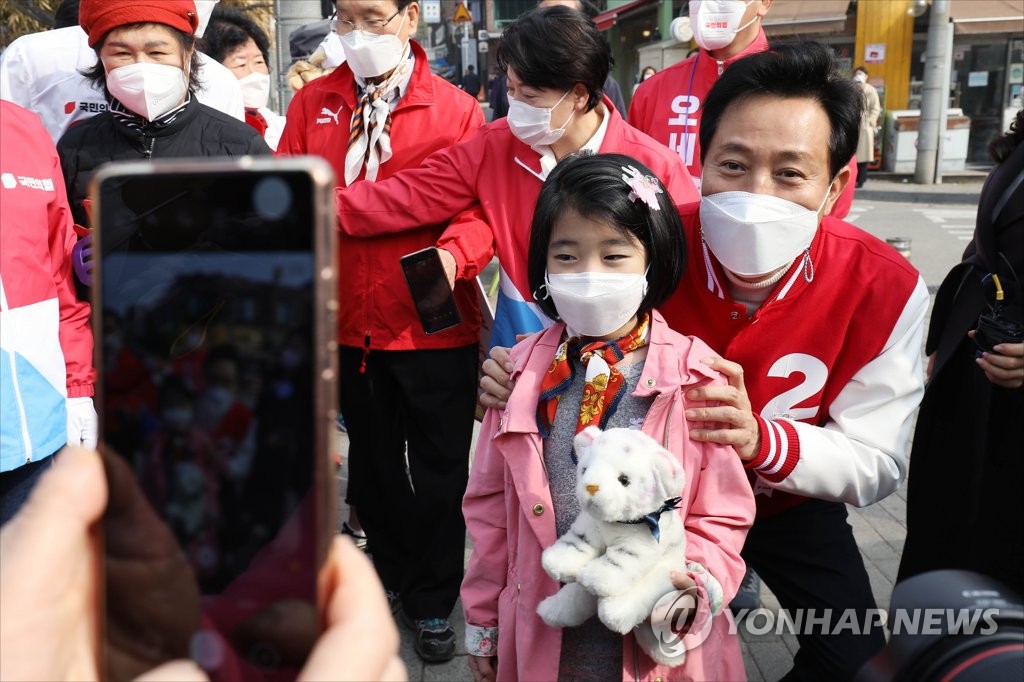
[{"xmin": 744, "ymin": 414, "xmax": 800, "ymax": 483}]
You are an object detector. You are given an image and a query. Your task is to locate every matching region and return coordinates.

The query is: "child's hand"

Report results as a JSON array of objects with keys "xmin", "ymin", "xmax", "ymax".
[
  {"xmin": 683, "ymin": 357, "xmax": 761, "ymax": 460},
  {"xmin": 468, "ymin": 654, "xmax": 497, "ymax": 682}
]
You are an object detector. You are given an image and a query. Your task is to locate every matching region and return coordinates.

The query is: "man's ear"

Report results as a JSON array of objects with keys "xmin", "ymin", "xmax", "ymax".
[
  {"xmin": 757, "ymin": 0, "xmax": 774, "ymax": 18},
  {"xmin": 824, "ymin": 163, "xmax": 852, "ymax": 216},
  {"xmin": 572, "ymin": 82, "xmax": 590, "ymax": 111}
]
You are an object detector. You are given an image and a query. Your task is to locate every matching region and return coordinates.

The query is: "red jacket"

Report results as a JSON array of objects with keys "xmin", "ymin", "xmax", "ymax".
[
  {"xmin": 0, "ymin": 101, "xmax": 94, "ymax": 469},
  {"xmin": 662, "ymin": 207, "xmax": 927, "ymax": 516},
  {"xmin": 334, "ymin": 101, "xmax": 699, "ymax": 348},
  {"xmin": 277, "ymin": 41, "xmax": 493, "ymax": 351},
  {"xmin": 629, "ymin": 29, "xmax": 856, "ymax": 218}
]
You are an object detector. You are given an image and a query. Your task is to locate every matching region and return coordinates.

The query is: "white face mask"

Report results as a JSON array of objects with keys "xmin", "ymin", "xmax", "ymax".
[
  {"xmin": 238, "ymin": 70, "xmax": 270, "ymax": 109},
  {"xmin": 700, "ymin": 190, "xmax": 829, "ymax": 277},
  {"xmin": 321, "ymin": 32, "xmax": 347, "ymax": 69},
  {"xmin": 194, "ymin": 0, "xmax": 220, "ymax": 38},
  {"xmin": 507, "ymin": 90, "xmax": 574, "ymax": 147},
  {"xmin": 854, "ymin": 72, "xmax": 867, "ymax": 84},
  {"xmin": 106, "ymin": 62, "xmax": 189, "ymax": 121},
  {"xmin": 339, "ymin": 9, "xmax": 409, "ymax": 79},
  {"xmin": 541, "ymin": 271, "xmax": 649, "ymax": 338},
  {"xmin": 690, "ymin": 0, "xmax": 757, "ymax": 51}
]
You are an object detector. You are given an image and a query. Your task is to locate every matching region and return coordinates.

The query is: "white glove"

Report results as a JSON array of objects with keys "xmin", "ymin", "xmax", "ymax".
[{"xmin": 66, "ymin": 396, "xmax": 98, "ymax": 449}]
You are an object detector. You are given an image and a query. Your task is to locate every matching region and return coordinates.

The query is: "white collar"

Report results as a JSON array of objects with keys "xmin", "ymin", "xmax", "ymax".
[{"xmin": 535, "ymin": 103, "xmax": 609, "ymax": 180}]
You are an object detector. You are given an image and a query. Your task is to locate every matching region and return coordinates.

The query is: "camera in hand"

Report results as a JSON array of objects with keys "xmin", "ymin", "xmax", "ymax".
[{"xmin": 857, "ymin": 570, "xmax": 1024, "ymax": 682}]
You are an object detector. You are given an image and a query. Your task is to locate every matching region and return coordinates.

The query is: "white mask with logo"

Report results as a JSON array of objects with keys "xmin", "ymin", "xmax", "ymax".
[
  {"xmin": 690, "ymin": 0, "xmax": 757, "ymax": 51},
  {"xmin": 700, "ymin": 190, "xmax": 829, "ymax": 277},
  {"xmin": 194, "ymin": 0, "xmax": 220, "ymax": 38},
  {"xmin": 541, "ymin": 271, "xmax": 649, "ymax": 338},
  {"xmin": 106, "ymin": 62, "xmax": 188, "ymax": 121},
  {"xmin": 507, "ymin": 90, "xmax": 574, "ymax": 148},
  {"xmin": 238, "ymin": 71, "xmax": 270, "ymax": 109},
  {"xmin": 339, "ymin": 9, "xmax": 409, "ymax": 79}
]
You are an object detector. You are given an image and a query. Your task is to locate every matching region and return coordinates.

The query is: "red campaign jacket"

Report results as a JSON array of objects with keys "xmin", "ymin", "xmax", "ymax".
[
  {"xmin": 1, "ymin": 101, "xmax": 94, "ymax": 468},
  {"xmin": 333, "ymin": 100, "xmax": 699, "ymax": 348},
  {"xmin": 662, "ymin": 207, "xmax": 928, "ymax": 516},
  {"xmin": 628, "ymin": 29, "xmax": 856, "ymax": 218},
  {"xmin": 277, "ymin": 41, "xmax": 493, "ymax": 351}
]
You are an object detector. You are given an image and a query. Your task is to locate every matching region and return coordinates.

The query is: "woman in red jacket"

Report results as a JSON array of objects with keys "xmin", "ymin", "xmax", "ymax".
[{"xmin": 332, "ymin": 5, "xmax": 699, "ymax": 350}]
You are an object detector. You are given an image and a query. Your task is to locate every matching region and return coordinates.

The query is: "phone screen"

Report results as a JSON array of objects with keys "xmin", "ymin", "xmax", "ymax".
[
  {"xmin": 94, "ymin": 161, "xmax": 335, "ymax": 681},
  {"xmin": 400, "ymin": 247, "xmax": 462, "ymax": 334}
]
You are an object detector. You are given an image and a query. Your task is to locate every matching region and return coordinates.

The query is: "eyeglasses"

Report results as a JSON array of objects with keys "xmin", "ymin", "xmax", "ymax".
[{"xmin": 331, "ymin": 8, "xmax": 403, "ymax": 36}]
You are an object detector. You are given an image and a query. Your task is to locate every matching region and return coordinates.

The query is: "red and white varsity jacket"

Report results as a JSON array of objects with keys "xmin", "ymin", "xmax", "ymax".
[{"xmin": 662, "ymin": 206, "xmax": 928, "ymax": 515}]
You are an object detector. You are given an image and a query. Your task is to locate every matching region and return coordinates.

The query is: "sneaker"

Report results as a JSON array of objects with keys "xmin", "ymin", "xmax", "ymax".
[
  {"xmin": 341, "ymin": 522, "xmax": 367, "ymax": 551},
  {"xmin": 729, "ymin": 568, "xmax": 761, "ymax": 615},
  {"xmin": 403, "ymin": 615, "xmax": 456, "ymax": 663}
]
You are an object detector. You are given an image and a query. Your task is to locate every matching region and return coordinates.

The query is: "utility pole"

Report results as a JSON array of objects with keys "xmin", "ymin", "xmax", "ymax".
[{"xmin": 914, "ymin": 0, "xmax": 951, "ymax": 185}]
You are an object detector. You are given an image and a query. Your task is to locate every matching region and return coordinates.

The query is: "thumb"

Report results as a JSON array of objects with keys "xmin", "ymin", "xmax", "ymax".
[
  {"xmin": 3, "ymin": 447, "xmax": 107, "ymax": 548},
  {"xmin": 134, "ymin": 660, "xmax": 209, "ymax": 682}
]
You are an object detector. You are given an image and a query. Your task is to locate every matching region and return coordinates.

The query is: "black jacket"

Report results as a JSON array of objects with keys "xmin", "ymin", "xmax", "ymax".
[
  {"xmin": 899, "ymin": 141, "xmax": 1024, "ymax": 595},
  {"xmin": 57, "ymin": 97, "xmax": 271, "ymax": 226}
]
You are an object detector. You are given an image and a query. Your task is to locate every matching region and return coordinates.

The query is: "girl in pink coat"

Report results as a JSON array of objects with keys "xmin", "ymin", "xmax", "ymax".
[{"xmin": 462, "ymin": 154, "xmax": 755, "ymax": 681}]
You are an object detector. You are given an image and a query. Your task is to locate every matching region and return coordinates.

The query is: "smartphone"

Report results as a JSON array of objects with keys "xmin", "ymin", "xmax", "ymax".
[
  {"xmin": 400, "ymin": 246, "xmax": 462, "ymax": 334},
  {"xmin": 90, "ymin": 157, "xmax": 338, "ymax": 681}
]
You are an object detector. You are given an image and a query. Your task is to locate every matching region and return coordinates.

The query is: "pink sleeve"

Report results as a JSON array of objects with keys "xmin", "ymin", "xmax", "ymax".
[
  {"xmin": 49, "ymin": 148, "xmax": 95, "ymax": 397},
  {"xmin": 461, "ymin": 409, "xmax": 509, "ymax": 627},
  {"xmin": 682, "ymin": 436, "xmax": 755, "ymax": 603}
]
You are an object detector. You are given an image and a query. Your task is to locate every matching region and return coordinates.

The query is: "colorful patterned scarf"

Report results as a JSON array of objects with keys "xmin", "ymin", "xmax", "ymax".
[{"xmin": 537, "ymin": 314, "xmax": 650, "ymax": 438}]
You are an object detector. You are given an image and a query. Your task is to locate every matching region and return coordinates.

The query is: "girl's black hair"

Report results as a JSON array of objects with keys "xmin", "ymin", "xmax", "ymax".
[
  {"xmin": 527, "ymin": 153, "xmax": 687, "ymax": 321},
  {"xmin": 202, "ymin": 5, "xmax": 271, "ymax": 65},
  {"xmin": 496, "ymin": 6, "xmax": 610, "ymax": 111},
  {"xmin": 82, "ymin": 23, "xmax": 202, "ymax": 97}
]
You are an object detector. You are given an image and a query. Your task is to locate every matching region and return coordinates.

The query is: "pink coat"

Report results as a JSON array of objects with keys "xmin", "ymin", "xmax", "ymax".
[{"xmin": 462, "ymin": 311, "xmax": 755, "ymax": 681}]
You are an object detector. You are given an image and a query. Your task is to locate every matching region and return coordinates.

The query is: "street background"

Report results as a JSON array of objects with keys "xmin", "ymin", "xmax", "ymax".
[{"xmin": 334, "ymin": 172, "xmax": 988, "ymax": 682}]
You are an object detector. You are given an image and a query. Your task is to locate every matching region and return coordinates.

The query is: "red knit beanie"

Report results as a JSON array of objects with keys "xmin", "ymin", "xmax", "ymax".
[{"xmin": 79, "ymin": 0, "xmax": 199, "ymax": 47}]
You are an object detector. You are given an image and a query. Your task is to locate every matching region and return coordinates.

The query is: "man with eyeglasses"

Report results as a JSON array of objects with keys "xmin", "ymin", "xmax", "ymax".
[{"xmin": 278, "ymin": 0, "xmax": 493, "ymax": 664}]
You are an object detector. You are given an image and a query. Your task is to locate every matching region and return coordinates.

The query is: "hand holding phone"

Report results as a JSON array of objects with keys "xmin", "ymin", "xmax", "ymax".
[
  {"xmin": 400, "ymin": 247, "xmax": 462, "ymax": 334},
  {"xmin": 91, "ymin": 158, "xmax": 338, "ymax": 680}
]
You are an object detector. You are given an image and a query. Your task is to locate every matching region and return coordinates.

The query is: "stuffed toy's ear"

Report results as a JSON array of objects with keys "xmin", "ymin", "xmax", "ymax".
[
  {"xmin": 573, "ymin": 426, "xmax": 602, "ymax": 458},
  {"xmin": 651, "ymin": 446, "xmax": 686, "ymax": 498}
]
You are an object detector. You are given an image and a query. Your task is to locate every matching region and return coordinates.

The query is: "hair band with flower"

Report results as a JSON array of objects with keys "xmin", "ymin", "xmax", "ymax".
[{"xmin": 621, "ymin": 165, "xmax": 663, "ymax": 211}]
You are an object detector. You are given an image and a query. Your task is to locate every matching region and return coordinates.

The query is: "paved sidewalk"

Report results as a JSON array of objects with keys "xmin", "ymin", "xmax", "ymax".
[{"xmin": 334, "ymin": 426, "xmax": 911, "ymax": 682}]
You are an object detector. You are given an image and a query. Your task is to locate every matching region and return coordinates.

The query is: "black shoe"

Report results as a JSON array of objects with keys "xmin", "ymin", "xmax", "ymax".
[
  {"xmin": 729, "ymin": 568, "xmax": 761, "ymax": 616},
  {"xmin": 403, "ymin": 614, "xmax": 456, "ymax": 662}
]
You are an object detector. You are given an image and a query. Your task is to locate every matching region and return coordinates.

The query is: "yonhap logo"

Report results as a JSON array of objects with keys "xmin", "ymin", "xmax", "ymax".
[{"xmin": 647, "ymin": 585, "xmax": 715, "ymax": 662}]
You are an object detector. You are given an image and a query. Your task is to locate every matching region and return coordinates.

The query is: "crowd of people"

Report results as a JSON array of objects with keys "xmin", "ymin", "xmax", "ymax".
[{"xmin": 1, "ymin": 0, "xmax": 1021, "ymax": 681}]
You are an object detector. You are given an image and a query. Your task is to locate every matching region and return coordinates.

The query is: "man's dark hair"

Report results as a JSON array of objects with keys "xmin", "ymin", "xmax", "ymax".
[
  {"xmin": 202, "ymin": 5, "xmax": 271, "ymax": 65},
  {"xmin": 82, "ymin": 23, "xmax": 203, "ymax": 97},
  {"xmin": 699, "ymin": 41, "xmax": 862, "ymax": 178},
  {"xmin": 989, "ymin": 108, "xmax": 1023, "ymax": 164},
  {"xmin": 537, "ymin": 0, "xmax": 600, "ymax": 19},
  {"xmin": 497, "ymin": 6, "xmax": 610, "ymax": 111},
  {"xmin": 528, "ymin": 153, "xmax": 686, "ymax": 321},
  {"xmin": 53, "ymin": 0, "xmax": 80, "ymax": 29}
]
